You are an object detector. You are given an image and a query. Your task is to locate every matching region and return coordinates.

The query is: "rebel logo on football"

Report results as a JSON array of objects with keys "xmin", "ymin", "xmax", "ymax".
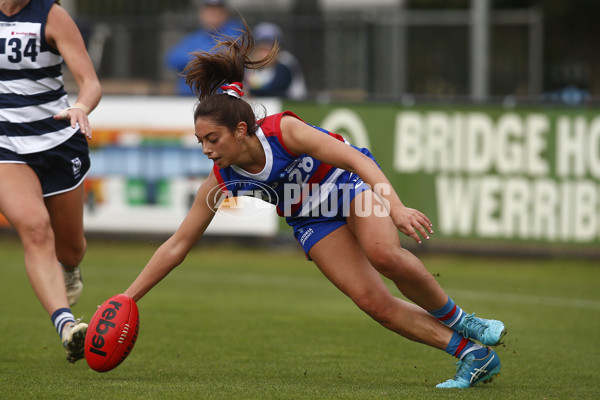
[{"xmin": 87, "ymin": 300, "xmax": 122, "ymax": 357}]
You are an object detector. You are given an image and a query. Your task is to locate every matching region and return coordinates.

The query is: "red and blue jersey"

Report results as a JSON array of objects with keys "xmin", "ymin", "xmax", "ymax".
[{"xmin": 213, "ymin": 111, "xmax": 366, "ymax": 221}]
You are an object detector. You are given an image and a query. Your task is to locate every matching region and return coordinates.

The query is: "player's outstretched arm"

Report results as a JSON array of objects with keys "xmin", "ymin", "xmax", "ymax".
[
  {"xmin": 281, "ymin": 115, "xmax": 433, "ymax": 243},
  {"xmin": 124, "ymin": 172, "xmax": 220, "ymax": 302}
]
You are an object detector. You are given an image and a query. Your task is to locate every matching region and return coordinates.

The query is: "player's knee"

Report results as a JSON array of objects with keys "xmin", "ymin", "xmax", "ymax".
[
  {"xmin": 368, "ymin": 248, "xmax": 395, "ymax": 270},
  {"xmin": 353, "ymin": 292, "xmax": 395, "ymax": 325},
  {"xmin": 368, "ymin": 247, "xmax": 405, "ymax": 274},
  {"xmin": 57, "ymin": 236, "xmax": 87, "ymax": 267},
  {"xmin": 17, "ymin": 215, "xmax": 54, "ymax": 249},
  {"xmin": 369, "ymin": 247, "xmax": 420, "ymax": 279}
]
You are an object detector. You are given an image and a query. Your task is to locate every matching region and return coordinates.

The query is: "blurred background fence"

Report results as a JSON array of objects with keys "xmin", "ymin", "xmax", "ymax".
[{"xmin": 62, "ymin": 0, "xmax": 596, "ymax": 105}]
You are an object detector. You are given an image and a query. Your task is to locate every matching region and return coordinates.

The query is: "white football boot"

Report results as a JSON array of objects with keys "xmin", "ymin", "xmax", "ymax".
[
  {"xmin": 62, "ymin": 265, "xmax": 84, "ymax": 306},
  {"xmin": 62, "ymin": 320, "xmax": 88, "ymax": 363}
]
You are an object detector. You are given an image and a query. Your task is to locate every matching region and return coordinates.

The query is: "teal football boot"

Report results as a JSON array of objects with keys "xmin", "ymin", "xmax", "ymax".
[
  {"xmin": 455, "ymin": 313, "xmax": 506, "ymax": 346},
  {"xmin": 437, "ymin": 347, "xmax": 501, "ymax": 389}
]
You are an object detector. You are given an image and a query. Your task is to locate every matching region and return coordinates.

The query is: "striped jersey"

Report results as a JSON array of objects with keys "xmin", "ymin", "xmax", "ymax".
[
  {"xmin": 213, "ymin": 111, "xmax": 363, "ymax": 220},
  {"xmin": 0, "ymin": 0, "xmax": 77, "ymax": 154}
]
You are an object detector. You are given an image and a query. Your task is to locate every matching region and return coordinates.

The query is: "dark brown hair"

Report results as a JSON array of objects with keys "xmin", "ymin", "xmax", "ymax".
[{"xmin": 184, "ymin": 23, "xmax": 278, "ymax": 135}]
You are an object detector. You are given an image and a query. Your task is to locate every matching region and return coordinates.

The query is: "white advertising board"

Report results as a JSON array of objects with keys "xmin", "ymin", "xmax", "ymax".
[{"xmin": 84, "ymin": 96, "xmax": 282, "ymax": 237}]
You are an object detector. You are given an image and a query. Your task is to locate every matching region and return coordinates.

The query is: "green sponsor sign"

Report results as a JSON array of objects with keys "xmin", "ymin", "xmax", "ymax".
[{"xmin": 284, "ymin": 102, "xmax": 600, "ymax": 249}]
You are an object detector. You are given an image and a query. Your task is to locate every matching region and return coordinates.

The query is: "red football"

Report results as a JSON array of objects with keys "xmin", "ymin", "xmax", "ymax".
[{"xmin": 85, "ymin": 294, "xmax": 139, "ymax": 372}]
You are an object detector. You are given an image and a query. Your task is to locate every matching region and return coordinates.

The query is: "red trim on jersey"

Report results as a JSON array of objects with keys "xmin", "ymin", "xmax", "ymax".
[
  {"xmin": 307, "ymin": 163, "xmax": 334, "ymax": 186},
  {"xmin": 329, "ymin": 132, "xmax": 345, "ymax": 142},
  {"xmin": 216, "ymin": 111, "xmax": 347, "ymax": 217},
  {"xmin": 259, "ymin": 111, "xmax": 306, "ymax": 157},
  {"xmin": 212, "ymin": 165, "xmax": 228, "ymax": 194},
  {"xmin": 285, "ymin": 162, "xmax": 335, "ymax": 216}
]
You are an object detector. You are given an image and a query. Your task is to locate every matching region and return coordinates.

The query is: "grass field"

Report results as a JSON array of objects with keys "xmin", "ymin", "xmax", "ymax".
[{"xmin": 0, "ymin": 234, "xmax": 599, "ymax": 399}]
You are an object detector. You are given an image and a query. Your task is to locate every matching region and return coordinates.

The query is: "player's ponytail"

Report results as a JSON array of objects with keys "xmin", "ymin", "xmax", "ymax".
[{"xmin": 183, "ymin": 22, "xmax": 277, "ymax": 135}]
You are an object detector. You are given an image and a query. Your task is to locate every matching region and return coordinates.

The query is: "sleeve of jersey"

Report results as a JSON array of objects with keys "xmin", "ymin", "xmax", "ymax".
[{"xmin": 259, "ymin": 111, "xmax": 309, "ymax": 157}]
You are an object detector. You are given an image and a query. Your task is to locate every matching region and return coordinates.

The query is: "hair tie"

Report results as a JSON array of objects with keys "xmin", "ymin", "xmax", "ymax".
[{"xmin": 220, "ymin": 82, "xmax": 244, "ymax": 98}]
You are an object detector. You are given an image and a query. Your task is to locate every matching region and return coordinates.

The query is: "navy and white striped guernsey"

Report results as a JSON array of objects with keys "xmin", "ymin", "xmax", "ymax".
[{"xmin": 0, "ymin": 0, "xmax": 78, "ymax": 154}]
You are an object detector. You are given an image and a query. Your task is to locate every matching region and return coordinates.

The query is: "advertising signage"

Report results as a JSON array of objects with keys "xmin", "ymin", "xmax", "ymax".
[{"xmin": 286, "ymin": 102, "xmax": 600, "ymax": 251}]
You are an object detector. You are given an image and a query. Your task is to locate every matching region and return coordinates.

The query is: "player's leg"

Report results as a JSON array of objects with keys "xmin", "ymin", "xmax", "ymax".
[
  {"xmin": 0, "ymin": 163, "xmax": 69, "ymax": 314},
  {"xmin": 309, "ymin": 226, "xmax": 501, "ymax": 388},
  {"xmin": 347, "ymin": 190, "xmax": 505, "ymax": 346},
  {"xmin": 0, "ymin": 163, "xmax": 87, "ymax": 362},
  {"xmin": 310, "ymin": 193, "xmax": 502, "ymax": 387},
  {"xmin": 44, "ymin": 183, "xmax": 87, "ymax": 268},
  {"xmin": 308, "ymin": 225, "xmax": 453, "ymax": 350},
  {"xmin": 45, "ymin": 183, "xmax": 86, "ymax": 306},
  {"xmin": 346, "ymin": 190, "xmax": 447, "ymax": 310}
]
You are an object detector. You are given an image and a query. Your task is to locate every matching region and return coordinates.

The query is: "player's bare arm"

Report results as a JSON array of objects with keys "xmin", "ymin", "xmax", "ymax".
[
  {"xmin": 46, "ymin": 4, "xmax": 101, "ymax": 137},
  {"xmin": 125, "ymin": 172, "xmax": 220, "ymax": 302},
  {"xmin": 281, "ymin": 115, "xmax": 433, "ymax": 242}
]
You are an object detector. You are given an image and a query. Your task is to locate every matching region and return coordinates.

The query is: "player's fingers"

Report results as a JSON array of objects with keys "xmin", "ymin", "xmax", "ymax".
[
  {"xmin": 409, "ymin": 229, "xmax": 422, "ymax": 244},
  {"xmin": 418, "ymin": 215, "xmax": 434, "ymax": 234},
  {"xmin": 54, "ymin": 108, "xmax": 69, "ymax": 120},
  {"xmin": 83, "ymin": 127, "xmax": 92, "ymax": 139},
  {"xmin": 76, "ymin": 117, "xmax": 92, "ymax": 139},
  {"xmin": 415, "ymin": 211, "xmax": 434, "ymax": 232},
  {"xmin": 414, "ymin": 223, "xmax": 430, "ymax": 241},
  {"xmin": 401, "ymin": 225, "xmax": 422, "ymax": 244}
]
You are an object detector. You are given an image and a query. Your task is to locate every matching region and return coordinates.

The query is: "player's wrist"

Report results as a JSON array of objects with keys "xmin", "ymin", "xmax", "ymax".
[
  {"xmin": 70, "ymin": 102, "xmax": 90, "ymax": 114},
  {"xmin": 56, "ymin": 102, "xmax": 90, "ymax": 120}
]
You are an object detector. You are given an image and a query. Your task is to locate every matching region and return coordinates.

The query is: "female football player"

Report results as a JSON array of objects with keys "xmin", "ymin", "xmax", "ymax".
[
  {"xmin": 0, "ymin": 0, "xmax": 101, "ymax": 363},
  {"xmin": 124, "ymin": 24, "xmax": 504, "ymax": 388}
]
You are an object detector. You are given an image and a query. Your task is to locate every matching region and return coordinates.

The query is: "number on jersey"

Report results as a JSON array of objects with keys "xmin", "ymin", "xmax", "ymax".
[{"xmin": 0, "ymin": 37, "xmax": 38, "ymax": 62}]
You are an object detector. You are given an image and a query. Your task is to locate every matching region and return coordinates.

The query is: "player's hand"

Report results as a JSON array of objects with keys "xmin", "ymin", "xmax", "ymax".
[
  {"xmin": 54, "ymin": 104, "xmax": 92, "ymax": 139},
  {"xmin": 391, "ymin": 206, "xmax": 434, "ymax": 244}
]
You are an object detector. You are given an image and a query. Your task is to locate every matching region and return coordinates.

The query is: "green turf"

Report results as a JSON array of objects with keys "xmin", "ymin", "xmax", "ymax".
[{"xmin": 0, "ymin": 235, "xmax": 599, "ymax": 399}]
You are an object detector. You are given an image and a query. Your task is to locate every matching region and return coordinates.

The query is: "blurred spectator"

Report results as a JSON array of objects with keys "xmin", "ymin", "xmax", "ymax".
[
  {"xmin": 543, "ymin": 84, "xmax": 590, "ymax": 106},
  {"xmin": 165, "ymin": 0, "xmax": 243, "ymax": 96},
  {"xmin": 245, "ymin": 22, "xmax": 307, "ymax": 100}
]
